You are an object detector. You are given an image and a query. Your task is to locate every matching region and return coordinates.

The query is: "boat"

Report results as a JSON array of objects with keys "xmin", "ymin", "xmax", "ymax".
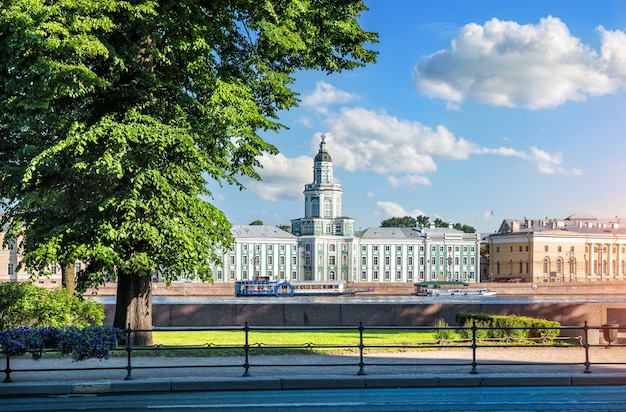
[
  {"xmin": 235, "ymin": 278, "xmax": 372, "ymax": 297},
  {"xmin": 419, "ymin": 287, "xmax": 496, "ymax": 297},
  {"xmin": 415, "ymin": 281, "xmax": 496, "ymax": 297}
]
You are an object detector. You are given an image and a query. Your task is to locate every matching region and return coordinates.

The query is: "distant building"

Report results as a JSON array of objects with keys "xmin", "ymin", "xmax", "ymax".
[
  {"xmin": 209, "ymin": 135, "xmax": 481, "ymax": 285},
  {"xmin": 488, "ymin": 214, "xmax": 626, "ymax": 283}
]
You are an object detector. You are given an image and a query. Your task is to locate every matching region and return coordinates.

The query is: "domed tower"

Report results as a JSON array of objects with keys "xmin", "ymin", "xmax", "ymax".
[{"xmin": 291, "ymin": 134, "xmax": 354, "ymax": 237}]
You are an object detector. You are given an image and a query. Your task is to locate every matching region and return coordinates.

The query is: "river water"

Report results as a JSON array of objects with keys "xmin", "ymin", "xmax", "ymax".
[{"xmin": 93, "ymin": 294, "xmax": 626, "ymax": 305}]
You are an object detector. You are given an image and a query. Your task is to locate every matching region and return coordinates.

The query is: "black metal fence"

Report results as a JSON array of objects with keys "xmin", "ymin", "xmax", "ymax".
[{"xmin": 3, "ymin": 321, "xmax": 625, "ymax": 383}]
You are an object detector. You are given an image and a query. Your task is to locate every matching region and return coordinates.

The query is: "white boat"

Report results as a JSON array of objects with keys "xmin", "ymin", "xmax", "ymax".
[
  {"xmin": 235, "ymin": 279, "xmax": 372, "ymax": 297},
  {"xmin": 423, "ymin": 287, "xmax": 496, "ymax": 297}
]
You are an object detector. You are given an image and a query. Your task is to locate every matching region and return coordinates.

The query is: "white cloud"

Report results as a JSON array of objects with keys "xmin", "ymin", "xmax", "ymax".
[
  {"xmin": 246, "ymin": 153, "xmax": 312, "ymax": 201},
  {"xmin": 301, "ymin": 81, "xmax": 358, "ymax": 112},
  {"xmin": 322, "ymin": 107, "xmax": 478, "ymax": 174},
  {"xmin": 415, "ymin": 16, "xmax": 626, "ymax": 109},
  {"xmin": 373, "ymin": 201, "xmax": 425, "ymax": 218},
  {"xmin": 480, "ymin": 146, "xmax": 582, "ymax": 175},
  {"xmin": 387, "ymin": 174, "xmax": 432, "ymax": 188}
]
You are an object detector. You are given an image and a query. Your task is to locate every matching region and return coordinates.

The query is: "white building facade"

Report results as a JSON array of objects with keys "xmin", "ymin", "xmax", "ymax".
[{"xmin": 210, "ymin": 136, "xmax": 481, "ymax": 285}]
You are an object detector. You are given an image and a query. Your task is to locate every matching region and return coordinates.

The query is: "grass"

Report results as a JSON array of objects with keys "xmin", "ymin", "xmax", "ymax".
[{"xmin": 140, "ymin": 329, "xmax": 445, "ymax": 357}]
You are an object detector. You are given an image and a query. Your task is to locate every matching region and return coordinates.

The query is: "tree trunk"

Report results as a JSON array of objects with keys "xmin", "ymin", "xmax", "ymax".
[
  {"xmin": 113, "ymin": 270, "xmax": 153, "ymax": 346},
  {"xmin": 61, "ymin": 263, "xmax": 76, "ymax": 294}
]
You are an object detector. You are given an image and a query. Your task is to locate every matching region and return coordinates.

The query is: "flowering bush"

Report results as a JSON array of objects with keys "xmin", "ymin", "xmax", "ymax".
[{"xmin": 0, "ymin": 326, "xmax": 123, "ymax": 361}]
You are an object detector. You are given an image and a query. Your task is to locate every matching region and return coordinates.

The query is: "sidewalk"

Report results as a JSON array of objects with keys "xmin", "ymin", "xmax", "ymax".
[{"xmin": 2, "ymin": 347, "xmax": 626, "ymax": 396}]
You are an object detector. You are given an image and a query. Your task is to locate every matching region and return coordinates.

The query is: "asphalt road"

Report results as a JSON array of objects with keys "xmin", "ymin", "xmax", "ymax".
[{"xmin": 5, "ymin": 386, "xmax": 626, "ymax": 412}]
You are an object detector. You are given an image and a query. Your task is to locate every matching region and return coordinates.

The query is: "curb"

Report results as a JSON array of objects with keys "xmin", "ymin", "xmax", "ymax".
[{"xmin": 2, "ymin": 373, "xmax": 626, "ymax": 397}]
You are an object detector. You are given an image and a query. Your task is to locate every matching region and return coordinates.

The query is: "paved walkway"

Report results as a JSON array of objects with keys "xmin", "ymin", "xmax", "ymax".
[{"xmin": 2, "ymin": 347, "xmax": 626, "ymax": 396}]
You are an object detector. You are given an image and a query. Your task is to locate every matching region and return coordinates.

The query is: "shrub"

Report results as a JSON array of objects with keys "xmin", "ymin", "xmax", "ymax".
[
  {"xmin": 456, "ymin": 313, "xmax": 560, "ymax": 342},
  {"xmin": 0, "ymin": 325, "xmax": 123, "ymax": 361},
  {"xmin": 434, "ymin": 319, "xmax": 457, "ymax": 341},
  {"xmin": 0, "ymin": 282, "xmax": 104, "ymax": 329}
]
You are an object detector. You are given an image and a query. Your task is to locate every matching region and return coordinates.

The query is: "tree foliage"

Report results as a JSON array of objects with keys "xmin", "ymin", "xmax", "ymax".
[
  {"xmin": 381, "ymin": 215, "xmax": 476, "ymax": 233},
  {"xmin": 380, "ymin": 216, "xmax": 416, "ymax": 228},
  {"xmin": 0, "ymin": 1, "xmax": 377, "ymax": 341}
]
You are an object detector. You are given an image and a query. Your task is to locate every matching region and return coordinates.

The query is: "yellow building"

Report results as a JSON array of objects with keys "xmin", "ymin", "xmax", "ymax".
[{"xmin": 488, "ymin": 213, "xmax": 625, "ymax": 283}]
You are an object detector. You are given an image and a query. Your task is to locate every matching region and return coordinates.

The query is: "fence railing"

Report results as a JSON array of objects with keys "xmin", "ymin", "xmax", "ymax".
[{"xmin": 3, "ymin": 321, "xmax": 625, "ymax": 383}]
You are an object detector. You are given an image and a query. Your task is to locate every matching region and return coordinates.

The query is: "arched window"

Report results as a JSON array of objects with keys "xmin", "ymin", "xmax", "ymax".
[
  {"xmin": 311, "ymin": 200, "xmax": 319, "ymax": 217},
  {"xmin": 543, "ymin": 258, "xmax": 550, "ymax": 273},
  {"xmin": 329, "ymin": 270, "xmax": 336, "ymax": 280},
  {"xmin": 324, "ymin": 199, "xmax": 332, "ymax": 217}
]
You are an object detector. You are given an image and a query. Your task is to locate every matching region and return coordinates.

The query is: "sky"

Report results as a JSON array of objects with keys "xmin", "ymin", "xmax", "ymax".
[{"xmin": 213, "ymin": 0, "xmax": 626, "ymax": 234}]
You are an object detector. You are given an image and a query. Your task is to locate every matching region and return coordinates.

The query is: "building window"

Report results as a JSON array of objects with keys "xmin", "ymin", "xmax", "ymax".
[
  {"xmin": 373, "ymin": 270, "xmax": 379, "ymax": 280},
  {"xmin": 51, "ymin": 264, "xmax": 57, "ymax": 275},
  {"xmin": 361, "ymin": 271, "xmax": 367, "ymax": 280},
  {"xmin": 373, "ymin": 256, "xmax": 378, "ymax": 265},
  {"xmin": 342, "ymin": 255, "xmax": 347, "ymax": 265},
  {"xmin": 385, "ymin": 245, "xmax": 390, "ymax": 252},
  {"xmin": 292, "ymin": 271, "xmax": 297, "ymax": 280},
  {"xmin": 255, "ymin": 245, "xmax": 260, "ymax": 253},
  {"xmin": 280, "ymin": 256, "xmax": 285, "ymax": 265},
  {"xmin": 8, "ymin": 263, "xmax": 14, "ymax": 275},
  {"xmin": 408, "ymin": 270, "xmax": 413, "ymax": 280},
  {"xmin": 329, "ymin": 270, "xmax": 336, "ymax": 280},
  {"xmin": 545, "ymin": 246, "xmax": 549, "ymax": 252},
  {"xmin": 385, "ymin": 256, "xmax": 390, "ymax": 265},
  {"xmin": 242, "ymin": 270, "xmax": 248, "ymax": 279},
  {"xmin": 279, "ymin": 270, "xmax": 285, "ymax": 279},
  {"xmin": 384, "ymin": 270, "xmax": 390, "ymax": 280},
  {"xmin": 374, "ymin": 246, "xmax": 378, "ymax": 252},
  {"xmin": 361, "ymin": 256, "xmax": 366, "ymax": 265},
  {"xmin": 419, "ymin": 271, "xmax": 424, "ymax": 279},
  {"xmin": 292, "ymin": 256, "xmax": 297, "ymax": 265},
  {"xmin": 329, "ymin": 244, "xmax": 336, "ymax": 252},
  {"xmin": 420, "ymin": 257, "xmax": 424, "ymax": 265},
  {"xmin": 408, "ymin": 246, "xmax": 413, "ymax": 252},
  {"xmin": 396, "ymin": 246, "xmax": 401, "ymax": 252},
  {"xmin": 431, "ymin": 246, "xmax": 436, "ymax": 252},
  {"xmin": 543, "ymin": 258, "xmax": 549, "ymax": 273},
  {"xmin": 496, "ymin": 247, "xmax": 500, "ymax": 253},
  {"xmin": 408, "ymin": 256, "xmax": 413, "ymax": 265},
  {"xmin": 419, "ymin": 246, "xmax": 424, "ymax": 252},
  {"xmin": 439, "ymin": 246, "xmax": 444, "ymax": 252},
  {"xmin": 396, "ymin": 271, "xmax": 402, "ymax": 280},
  {"xmin": 361, "ymin": 245, "xmax": 366, "ymax": 252},
  {"xmin": 329, "ymin": 256, "xmax": 336, "ymax": 265},
  {"xmin": 280, "ymin": 245, "xmax": 285, "ymax": 252},
  {"xmin": 267, "ymin": 256, "xmax": 273, "ymax": 265},
  {"xmin": 396, "ymin": 256, "xmax": 402, "ymax": 265},
  {"xmin": 268, "ymin": 245, "xmax": 273, "ymax": 252}
]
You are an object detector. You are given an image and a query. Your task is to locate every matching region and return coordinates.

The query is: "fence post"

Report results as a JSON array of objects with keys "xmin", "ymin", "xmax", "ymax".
[
  {"xmin": 470, "ymin": 319, "xmax": 478, "ymax": 374},
  {"xmin": 583, "ymin": 321, "xmax": 592, "ymax": 373},
  {"xmin": 3, "ymin": 354, "xmax": 12, "ymax": 383},
  {"xmin": 124, "ymin": 323, "xmax": 134, "ymax": 380},
  {"xmin": 242, "ymin": 322, "xmax": 251, "ymax": 377},
  {"xmin": 357, "ymin": 321, "xmax": 366, "ymax": 375}
]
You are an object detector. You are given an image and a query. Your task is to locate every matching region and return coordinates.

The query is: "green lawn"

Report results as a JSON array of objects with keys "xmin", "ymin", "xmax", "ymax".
[{"xmin": 147, "ymin": 329, "xmax": 445, "ymax": 356}]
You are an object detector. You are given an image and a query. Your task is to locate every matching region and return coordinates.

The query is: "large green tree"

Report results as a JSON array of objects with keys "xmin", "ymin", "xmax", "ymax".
[{"xmin": 0, "ymin": 0, "xmax": 377, "ymax": 344}]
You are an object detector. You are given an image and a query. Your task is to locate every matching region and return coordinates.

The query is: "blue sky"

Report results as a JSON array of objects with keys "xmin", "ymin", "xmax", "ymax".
[{"xmin": 213, "ymin": 0, "xmax": 626, "ymax": 234}]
